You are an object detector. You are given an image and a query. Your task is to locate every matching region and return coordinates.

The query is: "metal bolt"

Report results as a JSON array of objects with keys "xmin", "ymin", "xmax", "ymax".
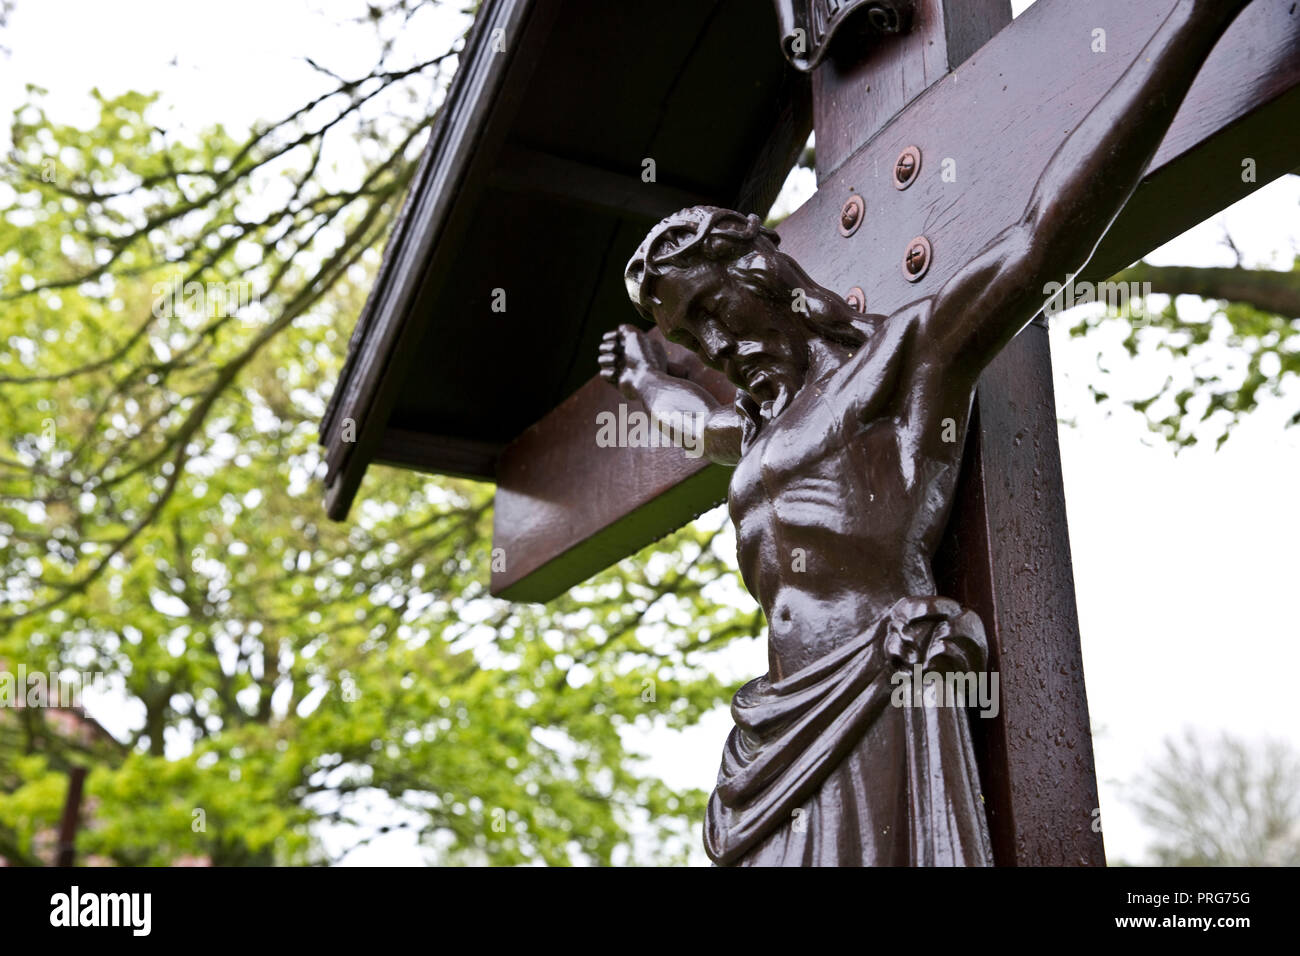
[
  {"xmin": 839, "ymin": 195, "xmax": 864, "ymax": 237},
  {"xmin": 845, "ymin": 286, "xmax": 866, "ymax": 313},
  {"xmin": 902, "ymin": 235, "xmax": 931, "ymax": 282},
  {"xmin": 893, "ymin": 146, "xmax": 922, "ymax": 190}
]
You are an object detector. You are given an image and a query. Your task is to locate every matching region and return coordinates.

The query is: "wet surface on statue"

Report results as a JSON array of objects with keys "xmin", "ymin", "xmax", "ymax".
[{"xmin": 598, "ymin": 0, "xmax": 1254, "ymax": 866}]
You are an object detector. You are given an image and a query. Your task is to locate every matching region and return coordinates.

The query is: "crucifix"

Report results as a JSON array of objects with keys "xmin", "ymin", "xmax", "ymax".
[
  {"xmin": 320, "ymin": 0, "xmax": 1300, "ymax": 865},
  {"xmin": 598, "ymin": 0, "xmax": 1253, "ymax": 865}
]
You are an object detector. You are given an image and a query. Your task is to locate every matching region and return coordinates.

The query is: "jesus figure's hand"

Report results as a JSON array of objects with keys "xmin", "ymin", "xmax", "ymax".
[{"xmin": 598, "ymin": 324, "xmax": 669, "ymax": 397}]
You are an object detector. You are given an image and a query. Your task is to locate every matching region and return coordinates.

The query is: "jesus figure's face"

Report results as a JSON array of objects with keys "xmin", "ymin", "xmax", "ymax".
[{"xmin": 650, "ymin": 256, "xmax": 810, "ymax": 416}]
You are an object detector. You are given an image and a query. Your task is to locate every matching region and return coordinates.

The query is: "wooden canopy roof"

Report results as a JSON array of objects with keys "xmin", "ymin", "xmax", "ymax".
[{"xmin": 320, "ymin": 0, "xmax": 811, "ymax": 518}]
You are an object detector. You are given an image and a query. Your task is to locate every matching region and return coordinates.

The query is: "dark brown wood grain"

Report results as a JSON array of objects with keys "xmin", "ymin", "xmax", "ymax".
[
  {"xmin": 933, "ymin": 319, "xmax": 1104, "ymax": 866},
  {"xmin": 322, "ymin": 1, "xmax": 812, "ymax": 510},
  {"xmin": 375, "ymin": 429, "xmax": 503, "ymax": 480},
  {"xmin": 493, "ymin": 332, "xmax": 733, "ymax": 600},
  {"xmin": 490, "ymin": 145, "xmax": 713, "ymax": 225},
  {"xmin": 322, "ymin": 0, "xmax": 559, "ymax": 515},
  {"xmin": 811, "ymin": 0, "xmax": 1010, "ymax": 179}
]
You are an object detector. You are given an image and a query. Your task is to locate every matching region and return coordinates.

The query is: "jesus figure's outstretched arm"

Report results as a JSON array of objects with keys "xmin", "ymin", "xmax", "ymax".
[
  {"xmin": 923, "ymin": 0, "xmax": 1253, "ymax": 392},
  {"xmin": 597, "ymin": 325, "xmax": 745, "ymax": 465}
]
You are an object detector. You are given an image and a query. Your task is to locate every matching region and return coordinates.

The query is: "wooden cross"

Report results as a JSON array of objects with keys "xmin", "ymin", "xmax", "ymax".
[{"xmin": 322, "ymin": 0, "xmax": 1300, "ymax": 865}]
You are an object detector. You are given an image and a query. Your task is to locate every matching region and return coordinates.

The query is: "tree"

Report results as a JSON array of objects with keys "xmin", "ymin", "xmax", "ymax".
[
  {"xmin": 1130, "ymin": 729, "xmax": 1300, "ymax": 866},
  {"xmin": 1068, "ymin": 220, "xmax": 1300, "ymax": 449},
  {"xmin": 0, "ymin": 1, "xmax": 758, "ymax": 865}
]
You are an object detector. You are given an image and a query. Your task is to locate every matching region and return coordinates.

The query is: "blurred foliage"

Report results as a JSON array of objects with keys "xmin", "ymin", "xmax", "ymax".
[
  {"xmin": 0, "ymin": 1, "xmax": 759, "ymax": 865},
  {"xmin": 1131, "ymin": 729, "xmax": 1300, "ymax": 866},
  {"xmin": 1070, "ymin": 251, "xmax": 1300, "ymax": 450}
]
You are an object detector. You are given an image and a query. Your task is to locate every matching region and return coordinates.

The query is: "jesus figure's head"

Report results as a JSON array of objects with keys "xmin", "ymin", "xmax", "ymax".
[{"xmin": 624, "ymin": 206, "xmax": 866, "ymax": 422}]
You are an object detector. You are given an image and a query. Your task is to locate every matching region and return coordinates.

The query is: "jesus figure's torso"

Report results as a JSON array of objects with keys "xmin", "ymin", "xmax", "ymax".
[{"xmin": 727, "ymin": 303, "xmax": 974, "ymax": 679}]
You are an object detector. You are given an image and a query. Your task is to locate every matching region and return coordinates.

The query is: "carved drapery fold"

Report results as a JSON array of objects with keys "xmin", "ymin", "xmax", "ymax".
[{"xmin": 705, "ymin": 596, "xmax": 993, "ymax": 866}]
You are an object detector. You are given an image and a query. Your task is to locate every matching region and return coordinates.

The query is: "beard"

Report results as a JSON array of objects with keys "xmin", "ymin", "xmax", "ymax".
[
  {"xmin": 761, "ymin": 388, "xmax": 793, "ymax": 423},
  {"xmin": 744, "ymin": 365, "xmax": 801, "ymax": 422}
]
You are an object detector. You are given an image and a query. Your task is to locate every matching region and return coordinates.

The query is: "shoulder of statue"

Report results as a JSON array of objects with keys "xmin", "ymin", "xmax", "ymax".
[{"xmin": 838, "ymin": 302, "xmax": 926, "ymax": 379}]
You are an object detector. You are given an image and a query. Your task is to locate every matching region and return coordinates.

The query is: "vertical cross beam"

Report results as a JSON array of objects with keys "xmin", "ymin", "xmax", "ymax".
[
  {"xmin": 813, "ymin": 0, "xmax": 1104, "ymax": 865},
  {"xmin": 933, "ymin": 325, "xmax": 1105, "ymax": 866}
]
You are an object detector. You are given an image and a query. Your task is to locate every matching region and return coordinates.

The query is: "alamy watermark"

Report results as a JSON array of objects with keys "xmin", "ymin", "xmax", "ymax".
[
  {"xmin": 0, "ymin": 666, "xmax": 107, "ymax": 708},
  {"xmin": 890, "ymin": 666, "xmax": 1000, "ymax": 719},
  {"xmin": 596, "ymin": 403, "xmax": 706, "ymax": 458},
  {"xmin": 50, "ymin": 886, "xmax": 151, "ymax": 936},
  {"xmin": 1042, "ymin": 279, "xmax": 1153, "ymax": 322},
  {"xmin": 151, "ymin": 279, "xmax": 255, "ymax": 320}
]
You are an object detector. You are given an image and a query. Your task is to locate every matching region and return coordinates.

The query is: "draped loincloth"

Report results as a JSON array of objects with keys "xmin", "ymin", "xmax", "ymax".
[{"xmin": 704, "ymin": 595, "xmax": 994, "ymax": 866}]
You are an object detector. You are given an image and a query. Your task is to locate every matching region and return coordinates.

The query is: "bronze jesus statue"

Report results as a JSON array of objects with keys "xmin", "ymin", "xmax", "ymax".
[{"xmin": 598, "ymin": 0, "xmax": 1250, "ymax": 866}]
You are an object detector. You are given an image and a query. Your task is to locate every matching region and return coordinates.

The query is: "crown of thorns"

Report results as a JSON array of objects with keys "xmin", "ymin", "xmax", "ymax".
[{"xmin": 624, "ymin": 206, "xmax": 779, "ymax": 318}]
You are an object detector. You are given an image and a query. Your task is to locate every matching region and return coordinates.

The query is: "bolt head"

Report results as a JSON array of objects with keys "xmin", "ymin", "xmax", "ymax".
[
  {"xmin": 838, "ymin": 195, "xmax": 864, "ymax": 237},
  {"xmin": 893, "ymin": 146, "xmax": 922, "ymax": 190},
  {"xmin": 902, "ymin": 235, "xmax": 931, "ymax": 282}
]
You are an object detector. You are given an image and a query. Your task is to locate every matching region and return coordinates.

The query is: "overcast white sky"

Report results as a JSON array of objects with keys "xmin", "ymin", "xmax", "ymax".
[{"xmin": 2, "ymin": 0, "xmax": 1296, "ymax": 866}]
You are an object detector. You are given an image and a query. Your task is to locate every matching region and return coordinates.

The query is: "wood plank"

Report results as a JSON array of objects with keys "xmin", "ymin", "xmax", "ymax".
[
  {"xmin": 493, "ymin": 334, "xmax": 733, "ymax": 600},
  {"xmin": 733, "ymin": 62, "xmax": 813, "ymax": 218},
  {"xmin": 321, "ymin": 0, "xmax": 556, "ymax": 520},
  {"xmin": 773, "ymin": 0, "xmax": 1299, "ymax": 315},
  {"xmin": 490, "ymin": 145, "xmax": 714, "ymax": 224},
  {"xmin": 933, "ymin": 319, "xmax": 1104, "ymax": 865},
  {"xmin": 374, "ymin": 429, "xmax": 503, "ymax": 480},
  {"xmin": 323, "ymin": 1, "xmax": 813, "ymax": 520},
  {"xmin": 811, "ymin": 0, "xmax": 1010, "ymax": 179},
  {"xmin": 494, "ymin": 0, "xmax": 1300, "ymax": 602}
]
